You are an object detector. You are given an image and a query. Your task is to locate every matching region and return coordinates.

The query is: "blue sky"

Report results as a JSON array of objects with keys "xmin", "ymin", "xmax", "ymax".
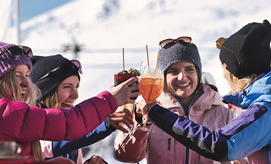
[{"xmin": 20, "ymin": 0, "xmax": 72, "ymax": 22}]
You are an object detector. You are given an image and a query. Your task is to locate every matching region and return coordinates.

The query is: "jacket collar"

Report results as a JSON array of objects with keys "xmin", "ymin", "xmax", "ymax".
[{"xmin": 222, "ymin": 68, "xmax": 271, "ymax": 109}]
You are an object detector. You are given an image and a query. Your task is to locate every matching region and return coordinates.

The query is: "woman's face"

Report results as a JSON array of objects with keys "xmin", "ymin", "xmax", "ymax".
[
  {"xmin": 16, "ymin": 64, "xmax": 30, "ymax": 101},
  {"xmin": 57, "ymin": 75, "xmax": 79, "ymax": 109},
  {"xmin": 166, "ymin": 61, "xmax": 198, "ymax": 100}
]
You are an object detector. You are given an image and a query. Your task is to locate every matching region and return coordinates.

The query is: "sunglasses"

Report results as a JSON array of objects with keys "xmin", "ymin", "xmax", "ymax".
[
  {"xmin": 216, "ymin": 37, "xmax": 240, "ymax": 65},
  {"xmin": 0, "ymin": 45, "xmax": 33, "ymax": 58},
  {"xmin": 36, "ymin": 60, "xmax": 83, "ymax": 82},
  {"xmin": 159, "ymin": 36, "xmax": 192, "ymax": 49}
]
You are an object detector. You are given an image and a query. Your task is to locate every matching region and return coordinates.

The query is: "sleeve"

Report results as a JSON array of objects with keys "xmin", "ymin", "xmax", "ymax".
[
  {"xmin": 0, "ymin": 91, "xmax": 118, "ymax": 142},
  {"xmin": 51, "ymin": 118, "xmax": 115, "ymax": 157},
  {"xmin": 148, "ymin": 103, "xmax": 271, "ymax": 161},
  {"xmin": 113, "ymin": 121, "xmax": 150, "ymax": 163}
]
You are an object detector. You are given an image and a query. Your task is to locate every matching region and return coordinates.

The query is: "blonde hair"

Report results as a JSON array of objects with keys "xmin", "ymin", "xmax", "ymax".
[
  {"xmin": 0, "ymin": 68, "xmax": 41, "ymax": 106},
  {"xmin": 225, "ymin": 70, "xmax": 257, "ymax": 94},
  {"xmin": 37, "ymin": 86, "xmax": 59, "ymax": 109},
  {"xmin": 0, "ymin": 67, "xmax": 43, "ymax": 161}
]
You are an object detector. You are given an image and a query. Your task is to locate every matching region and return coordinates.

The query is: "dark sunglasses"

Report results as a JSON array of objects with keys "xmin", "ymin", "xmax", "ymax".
[
  {"xmin": 216, "ymin": 37, "xmax": 240, "ymax": 65},
  {"xmin": 159, "ymin": 36, "xmax": 192, "ymax": 49},
  {"xmin": 37, "ymin": 60, "xmax": 83, "ymax": 82},
  {"xmin": 0, "ymin": 45, "xmax": 33, "ymax": 58}
]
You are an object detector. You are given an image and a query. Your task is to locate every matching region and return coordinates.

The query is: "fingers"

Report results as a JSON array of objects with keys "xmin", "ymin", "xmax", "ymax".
[
  {"xmin": 142, "ymin": 115, "xmax": 149, "ymax": 124},
  {"xmin": 110, "ymin": 107, "xmax": 134, "ymax": 133},
  {"xmin": 111, "ymin": 122, "xmax": 129, "ymax": 133},
  {"xmin": 143, "ymin": 102, "xmax": 157, "ymax": 114},
  {"xmin": 85, "ymin": 155, "xmax": 105, "ymax": 164},
  {"xmin": 108, "ymin": 77, "xmax": 141, "ymax": 106}
]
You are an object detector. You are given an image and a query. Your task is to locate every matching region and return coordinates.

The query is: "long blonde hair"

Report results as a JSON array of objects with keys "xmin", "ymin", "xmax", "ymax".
[
  {"xmin": 225, "ymin": 70, "xmax": 257, "ymax": 94},
  {"xmin": 0, "ymin": 67, "xmax": 44, "ymax": 161},
  {"xmin": 0, "ymin": 68, "xmax": 41, "ymax": 106}
]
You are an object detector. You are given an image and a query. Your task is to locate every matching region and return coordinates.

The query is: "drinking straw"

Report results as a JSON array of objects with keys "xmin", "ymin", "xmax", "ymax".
[
  {"xmin": 122, "ymin": 48, "xmax": 125, "ymax": 73},
  {"xmin": 146, "ymin": 45, "xmax": 150, "ymax": 71},
  {"xmin": 155, "ymin": 53, "xmax": 160, "ymax": 72}
]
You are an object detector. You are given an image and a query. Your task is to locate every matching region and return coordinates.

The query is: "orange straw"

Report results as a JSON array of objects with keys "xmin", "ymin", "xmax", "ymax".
[
  {"xmin": 146, "ymin": 45, "xmax": 150, "ymax": 71},
  {"xmin": 122, "ymin": 48, "xmax": 125, "ymax": 73},
  {"xmin": 155, "ymin": 53, "xmax": 160, "ymax": 72}
]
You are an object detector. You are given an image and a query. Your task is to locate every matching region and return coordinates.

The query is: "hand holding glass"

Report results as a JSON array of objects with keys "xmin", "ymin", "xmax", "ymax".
[
  {"xmin": 136, "ymin": 61, "xmax": 164, "ymax": 131},
  {"xmin": 114, "ymin": 72, "xmax": 137, "ymax": 130}
]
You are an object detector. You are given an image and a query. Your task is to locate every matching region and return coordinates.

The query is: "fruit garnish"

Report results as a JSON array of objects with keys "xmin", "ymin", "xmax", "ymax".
[
  {"xmin": 129, "ymin": 68, "xmax": 141, "ymax": 76},
  {"xmin": 118, "ymin": 68, "xmax": 141, "ymax": 76}
]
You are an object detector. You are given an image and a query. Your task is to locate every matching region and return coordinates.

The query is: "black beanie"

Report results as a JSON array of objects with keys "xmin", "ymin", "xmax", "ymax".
[
  {"xmin": 219, "ymin": 19, "xmax": 271, "ymax": 79},
  {"xmin": 30, "ymin": 54, "xmax": 80, "ymax": 98}
]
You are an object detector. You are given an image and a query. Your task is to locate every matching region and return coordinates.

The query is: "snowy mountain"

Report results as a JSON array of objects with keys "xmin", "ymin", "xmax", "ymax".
[{"xmin": 2, "ymin": 0, "xmax": 271, "ymax": 163}]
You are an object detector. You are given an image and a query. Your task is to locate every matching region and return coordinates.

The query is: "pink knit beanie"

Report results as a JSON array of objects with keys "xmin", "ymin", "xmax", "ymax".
[{"xmin": 0, "ymin": 41, "xmax": 32, "ymax": 77}]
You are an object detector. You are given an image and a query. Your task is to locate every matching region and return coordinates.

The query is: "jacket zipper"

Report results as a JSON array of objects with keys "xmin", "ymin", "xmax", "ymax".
[
  {"xmin": 171, "ymin": 91, "xmax": 204, "ymax": 164},
  {"xmin": 168, "ymin": 138, "xmax": 171, "ymax": 150}
]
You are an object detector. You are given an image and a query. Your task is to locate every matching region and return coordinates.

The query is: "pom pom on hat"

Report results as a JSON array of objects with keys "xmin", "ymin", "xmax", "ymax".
[{"xmin": 219, "ymin": 19, "xmax": 271, "ymax": 79}]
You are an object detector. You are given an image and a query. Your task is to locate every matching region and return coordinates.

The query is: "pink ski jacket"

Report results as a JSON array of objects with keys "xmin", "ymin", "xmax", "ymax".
[
  {"xmin": 114, "ymin": 84, "xmax": 235, "ymax": 164},
  {"xmin": 0, "ymin": 91, "xmax": 117, "ymax": 159}
]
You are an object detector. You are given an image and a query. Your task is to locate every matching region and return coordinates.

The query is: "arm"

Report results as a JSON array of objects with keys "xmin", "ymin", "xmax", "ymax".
[
  {"xmin": 50, "ymin": 106, "xmax": 134, "ymax": 157},
  {"xmin": 51, "ymin": 118, "xmax": 115, "ymax": 157},
  {"xmin": 0, "ymin": 91, "xmax": 117, "ymax": 142},
  {"xmin": 148, "ymin": 103, "xmax": 271, "ymax": 161}
]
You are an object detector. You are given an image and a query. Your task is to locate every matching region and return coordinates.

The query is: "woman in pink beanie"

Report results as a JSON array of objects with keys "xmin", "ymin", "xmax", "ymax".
[{"xmin": 0, "ymin": 41, "xmax": 141, "ymax": 163}]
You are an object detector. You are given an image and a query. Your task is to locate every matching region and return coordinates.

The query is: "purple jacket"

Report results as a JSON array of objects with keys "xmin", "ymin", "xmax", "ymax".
[
  {"xmin": 114, "ymin": 84, "xmax": 235, "ymax": 164},
  {"xmin": 0, "ymin": 91, "xmax": 117, "ymax": 159}
]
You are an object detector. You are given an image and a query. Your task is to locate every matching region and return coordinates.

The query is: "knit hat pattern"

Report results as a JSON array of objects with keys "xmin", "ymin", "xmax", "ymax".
[
  {"xmin": 30, "ymin": 54, "xmax": 80, "ymax": 98},
  {"xmin": 158, "ymin": 43, "xmax": 202, "ymax": 74},
  {"xmin": 0, "ymin": 41, "xmax": 32, "ymax": 77},
  {"xmin": 219, "ymin": 19, "xmax": 271, "ymax": 79}
]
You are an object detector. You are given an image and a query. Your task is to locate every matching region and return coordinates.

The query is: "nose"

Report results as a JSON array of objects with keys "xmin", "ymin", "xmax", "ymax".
[
  {"xmin": 70, "ymin": 88, "xmax": 79, "ymax": 100},
  {"xmin": 20, "ymin": 77, "xmax": 30, "ymax": 89},
  {"xmin": 177, "ymin": 72, "xmax": 185, "ymax": 80}
]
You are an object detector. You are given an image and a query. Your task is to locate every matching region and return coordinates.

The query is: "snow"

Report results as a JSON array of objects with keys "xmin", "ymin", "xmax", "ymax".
[{"xmin": 2, "ymin": 0, "xmax": 271, "ymax": 163}]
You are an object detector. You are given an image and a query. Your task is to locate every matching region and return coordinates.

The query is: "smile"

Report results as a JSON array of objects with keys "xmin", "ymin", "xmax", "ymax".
[
  {"xmin": 176, "ymin": 83, "xmax": 190, "ymax": 87},
  {"xmin": 61, "ymin": 103, "xmax": 73, "ymax": 109}
]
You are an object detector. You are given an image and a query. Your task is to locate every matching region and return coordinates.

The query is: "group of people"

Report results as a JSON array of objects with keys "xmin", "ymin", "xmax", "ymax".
[{"xmin": 0, "ymin": 19, "xmax": 271, "ymax": 164}]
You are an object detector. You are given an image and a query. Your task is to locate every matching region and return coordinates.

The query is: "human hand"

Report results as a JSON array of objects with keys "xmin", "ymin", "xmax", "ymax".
[
  {"xmin": 135, "ymin": 99, "xmax": 146, "ymax": 118},
  {"xmin": 110, "ymin": 106, "xmax": 134, "ymax": 133},
  {"xmin": 108, "ymin": 77, "xmax": 141, "ymax": 106},
  {"xmin": 142, "ymin": 102, "xmax": 158, "ymax": 124},
  {"xmin": 84, "ymin": 155, "xmax": 108, "ymax": 164},
  {"xmin": 136, "ymin": 100, "xmax": 158, "ymax": 124}
]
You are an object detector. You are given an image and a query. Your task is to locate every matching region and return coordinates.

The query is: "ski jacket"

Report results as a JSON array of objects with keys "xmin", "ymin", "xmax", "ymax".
[
  {"xmin": 114, "ymin": 84, "xmax": 234, "ymax": 164},
  {"xmin": 0, "ymin": 91, "xmax": 117, "ymax": 160},
  {"xmin": 148, "ymin": 69, "xmax": 271, "ymax": 164},
  {"xmin": 41, "ymin": 117, "xmax": 116, "ymax": 164}
]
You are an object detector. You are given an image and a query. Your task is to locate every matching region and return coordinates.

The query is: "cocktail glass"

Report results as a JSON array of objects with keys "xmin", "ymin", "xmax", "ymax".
[
  {"xmin": 136, "ymin": 61, "xmax": 164, "ymax": 131},
  {"xmin": 114, "ymin": 72, "xmax": 137, "ymax": 130}
]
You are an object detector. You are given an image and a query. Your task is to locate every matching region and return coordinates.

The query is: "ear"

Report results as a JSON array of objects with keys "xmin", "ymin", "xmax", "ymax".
[{"xmin": 222, "ymin": 63, "xmax": 227, "ymax": 69}]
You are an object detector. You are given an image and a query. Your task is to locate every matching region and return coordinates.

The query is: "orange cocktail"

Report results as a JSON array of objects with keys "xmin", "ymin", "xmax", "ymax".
[{"xmin": 139, "ymin": 77, "xmax": 163, "ymax": 104}]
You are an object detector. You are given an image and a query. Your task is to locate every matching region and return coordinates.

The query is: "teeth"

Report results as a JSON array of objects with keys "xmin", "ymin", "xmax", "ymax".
[
  {"xmin": 61, "ymin": 103, "xmax": 72, "ymax": 109},
  {"xmin": 178, "ymin": 83, "xmax": 189, "ymax": 87}
]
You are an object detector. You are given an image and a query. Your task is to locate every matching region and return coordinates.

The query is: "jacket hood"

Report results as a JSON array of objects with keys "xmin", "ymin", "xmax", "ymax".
[{"xmin": 222, "ymin": 68, "xmax": 271, "ymax": 109}]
